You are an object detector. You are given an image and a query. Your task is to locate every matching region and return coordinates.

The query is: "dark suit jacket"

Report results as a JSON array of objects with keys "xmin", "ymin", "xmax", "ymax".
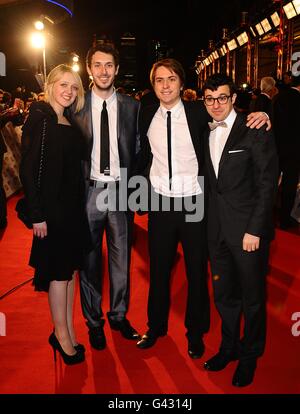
[
  {"xmin": 253, "ymin": 93, "xmax": 272, "ymax": 116},
  {"xmin": 69, "ymin": 90, "xmax": 140, "ymax": 193},
  {"xmin": 272, "ymin": 87, "xmax": 300, "ymax": 161},
  {"xmin": 204, "ymin": 113, "xmax": 278, "ymax": 245},
  {"xmin": 136, "ymin": 99, "xmax": 209, "ymax": 179}
]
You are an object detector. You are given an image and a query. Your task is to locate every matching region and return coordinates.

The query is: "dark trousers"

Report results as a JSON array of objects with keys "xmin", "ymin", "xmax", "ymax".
[
  {"xmin": 279, "ymin": 157, "xmax": 299, "ymax": 226},
  {"xmin": 79, "ymin": 185, "xmax": 130, "ymax": 329},
  {"xmin": 208, "ymin": 238, "xmax": 269, "ymax": 361},
  {"xmin": 0, "ymin": 153, "xmax": 7, "ymax": 223},
  {"xmin": 147, "ymin": 195, "xmax": 209, "ymax": 341}
]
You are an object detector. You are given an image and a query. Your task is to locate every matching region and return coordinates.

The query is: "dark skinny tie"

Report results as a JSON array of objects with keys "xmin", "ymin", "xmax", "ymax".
[
  {"xmin": 167, "ymin": 111, "xmax": 172, "ymax": 190},
  {"xmin": 100, "ymin": 100, "xmax": 110, "ymax": 175}
]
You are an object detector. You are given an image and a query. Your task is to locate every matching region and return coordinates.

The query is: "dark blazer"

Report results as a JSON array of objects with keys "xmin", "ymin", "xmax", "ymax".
[
  {"xmin": 253, "ymin": 93, "xmax": 272, "ymax": 116},
  {"xmin": 20, "ymin": 101, "xmax": 85, "ymax": 223},
  {"xmin": 69, "ymin": 90, "xmax": 140, "ymax": 192},
  {"xmin": 272, "ymin": 87, "xmax": 300, "ymax": 161},
  {"xmin": 136, "ymin": 99, "xmax": 209, "ymax": 178},
  {"xmin": 204, "ymin": 112, "xmax": 278, "ymax": 245}
]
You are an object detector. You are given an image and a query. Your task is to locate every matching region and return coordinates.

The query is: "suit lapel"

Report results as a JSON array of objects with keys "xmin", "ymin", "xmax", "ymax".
[
  {"xmin": 204, "ymin": 127, "xmax": 218, "ymax": 184},
  {"xmin": 183, "ymin": 100, "xmax": 199, "ymax": 155},
  {"xmin": 116, "ymin": 92, "xmax": 123, "ymax": 140},
  {"xmin": 141, "ymin": 103, "xmax": 160, "ymax": 137},
  {"xmin": 83, "ymin": 90, "xmax": 93, "ymax": 144},
  {"xmin": 218, "ymin": 113, "xmax": 247, "ymax": 175}
]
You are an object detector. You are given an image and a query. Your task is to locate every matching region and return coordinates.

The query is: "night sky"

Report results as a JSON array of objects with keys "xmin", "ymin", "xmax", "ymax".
[{"xmin": 0, "ymin": 0, "xmax": 270, "ymax": 91}]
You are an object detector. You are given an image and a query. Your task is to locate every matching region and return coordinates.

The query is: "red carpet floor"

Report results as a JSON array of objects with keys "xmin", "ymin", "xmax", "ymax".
[{"xmin": 0, "ymin": 194, "xmax": 299, "ymax": 394}]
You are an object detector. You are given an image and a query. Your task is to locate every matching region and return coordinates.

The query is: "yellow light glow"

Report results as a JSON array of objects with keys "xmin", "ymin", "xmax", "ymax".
[
  {"xmin": 293, "ymin": 0, "xmax": 300, "ymax": 13},
  {"xmin": 283, "ymin": 2, "xmax": 297, "ymax": 19},
  {"xmin": 31, "ymin": 32, "xmax": 45, "ymax": 48},
  {"xmin": 72, "ymin": 63, "xmax": 80, "ymax": 72},
  {"xmin": 260, "ymin": 18, "xmax": 272, "ymax": 32},
  {"xmin": 34, "ymin": 21, "xmax": 44, "ymax": 31},
  {"xmin": 227, "ymin": 39, "xmax": 238, "ymax": 51},
  {"xmin": 271, "ymin": 12, "xmax": 280, "ymax": 27},
  {"xmin": 250, "ymin": 26, "xmax": 257, "ymax": 37},
  {"xmin": 255, "ymin": 23, "xmax": 264, "ymax": 36},
  {"xmin": 237, "ymin": 32, "xmax": 249, "ymax": 46}
]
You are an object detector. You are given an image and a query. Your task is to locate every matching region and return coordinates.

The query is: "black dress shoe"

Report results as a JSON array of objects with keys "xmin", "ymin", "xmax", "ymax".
[
  {"xmin": 109, "ymin": 318, "xmax": 140, "ymax": 340},
  {"xmin": 204, "ymin": 351, "xmax": 238, "ymax": 371},
  {"xmin": 0, "ymin": 218, "xmax": 7, "ymax": 229},
  {"xmin": 88, "ymin": 327, "xmax": 106, "ymax": 350},
  {"xmin": 188, "ymin": 338, "xmax": 205, "ymax": 359},
  {"xmin": 232, "ymin": 360, "xmax": 257, "ymax": 387},
  {"xmin": 137, "ymin": 331, "xmax": 165, "ymax": 349}
]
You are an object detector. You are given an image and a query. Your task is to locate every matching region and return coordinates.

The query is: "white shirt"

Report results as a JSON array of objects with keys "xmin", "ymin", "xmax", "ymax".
[
  {"xmin": 90, "ymin": 89, "xmax": 120, "ymax": 182},
  {"xmin": 148, "ymin": 100, "xmax": 202, "ymax": 197},
  {"xmin": 209, "ymin": 109, "xmax": 237, "ymax": 177}
]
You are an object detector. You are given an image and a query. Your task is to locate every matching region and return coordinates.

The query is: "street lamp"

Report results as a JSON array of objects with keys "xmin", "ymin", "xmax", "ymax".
[
  {"xmin": 30, "ymin": 31, "xmax": 47, "ymax": 84},
  {"xmin": 71, "ymin": 53, "xmax": 80, "ymax": 72},
  {"xmin": 31, "ymin": 19, "xmax": 48, "ymax": 85}
]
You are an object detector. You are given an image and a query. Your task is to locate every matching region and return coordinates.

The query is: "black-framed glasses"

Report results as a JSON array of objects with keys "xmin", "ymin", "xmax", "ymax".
[{"xmin": 204, "ymin": 95, "xmax": 232, "ymax": 106}]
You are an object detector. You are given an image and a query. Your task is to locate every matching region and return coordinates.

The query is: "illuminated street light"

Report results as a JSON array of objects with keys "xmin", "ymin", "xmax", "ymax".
[
  {"xmin": 31, "ymin": 32, "xmax": 45, "ymax": 49},
  {"xmin": 34, "ymin": 20, "xmax": 44, "ymax": 31},
  {"xmin": 30, "ymin": 31, "xmax": 46, "ymax": 84},
  {"xmin": 72, "ymin": 63, "xmax": 80, "ymax": 72}
]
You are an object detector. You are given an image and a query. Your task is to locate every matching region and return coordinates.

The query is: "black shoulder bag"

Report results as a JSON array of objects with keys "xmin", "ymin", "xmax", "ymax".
[{"xmin": 15, "ymin": 118, "xmax": 47, "ymax": 229}]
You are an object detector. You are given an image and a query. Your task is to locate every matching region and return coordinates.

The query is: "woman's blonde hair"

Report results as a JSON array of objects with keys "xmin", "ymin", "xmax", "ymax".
[{"xmin": 44, "ymin": 64, "xmax": 84, "ymax": 113}]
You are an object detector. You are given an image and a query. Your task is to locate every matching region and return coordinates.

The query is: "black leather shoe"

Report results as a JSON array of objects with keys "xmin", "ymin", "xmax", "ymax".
[
  {"xmin": 188, "ymin": 338, "xmax": 205, "ymax": 359},
  {"xmin": 88, "ymin": 327, "xmax": 106, "ymax": 350},
  {"xmin": 204, "ymin": 351, "xmax": 238, "ymax": 371},
  {"xmin": 232, "ymin": 360, "xmax": 257, "ymax": 387},
  {"xmin": 0, "ymin": 218, "xmax": 7, "ymax": 229},
  {"xmin": 109, "ymin": 319, "xmax": 140, "ymax": 340},
  {"xmin": 137, "ymin": 331, "xmax": 165, "ymax": 349}
]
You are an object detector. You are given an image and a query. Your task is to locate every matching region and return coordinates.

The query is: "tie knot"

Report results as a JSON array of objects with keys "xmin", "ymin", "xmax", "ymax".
[
  {"xmin": 167, "ymin": 110, "xmax": 171, "ymax": 118},
  {"xmin": 102, "ymin": 101, "xmax": 107, "ymax": 110},
  {"xmin": 208, "ymin": 121, "xmax": 227, "ymax": 131}
]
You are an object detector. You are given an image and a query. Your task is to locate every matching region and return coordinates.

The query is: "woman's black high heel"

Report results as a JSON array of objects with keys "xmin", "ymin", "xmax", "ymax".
[
  {"xmin": 52, "ymin": 328, "xmax": 85, "ymax": 354},
  {"xmin": 49, "ymin": 333, "xmax": 85, "ymax": 365},
  {"xmin": 74, "ymin": 343, "xmax": 86, "ymax": 353}
]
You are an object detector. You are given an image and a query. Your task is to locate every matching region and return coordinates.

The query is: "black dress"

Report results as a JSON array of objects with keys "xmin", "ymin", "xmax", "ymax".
[{"xmin": 29, "ymin": 123, "xmax": 88, "ymax": 291}]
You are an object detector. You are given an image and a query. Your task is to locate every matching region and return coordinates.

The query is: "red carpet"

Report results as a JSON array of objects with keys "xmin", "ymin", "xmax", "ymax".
[{"xmin": 0, "ymin": 194, "xmax": 299, "ymax": 394}]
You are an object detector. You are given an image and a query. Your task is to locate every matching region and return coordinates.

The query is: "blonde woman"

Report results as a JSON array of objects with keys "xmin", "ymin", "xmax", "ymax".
[{"xmin": 20, "ymin": 64, "xmax": 89, "ymax": 365}]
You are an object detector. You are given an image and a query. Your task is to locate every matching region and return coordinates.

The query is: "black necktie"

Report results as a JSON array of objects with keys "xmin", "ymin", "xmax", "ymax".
[
  {"xmin": 100, "ymin": 100, "xmax": 110, "ymax": 175},
  {"xmin": 167, "ymin": 111, "xmax": 172, "ymax": 190}
]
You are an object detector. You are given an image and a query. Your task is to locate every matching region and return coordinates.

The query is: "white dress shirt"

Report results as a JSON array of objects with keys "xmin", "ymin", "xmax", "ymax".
[
  {"xmin": 90, "ymin": 89, "xmax": 120, "ymax": 182},
  {"xmin": 148, "ymin": 100, "xmax": 202, "ymax": 197},
  {"xmin": 209, "ymin": 109, "xmax": 237, "ymax": 178}
]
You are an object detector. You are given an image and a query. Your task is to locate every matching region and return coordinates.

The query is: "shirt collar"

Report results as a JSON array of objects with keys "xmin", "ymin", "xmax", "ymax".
[
  {"xmin": 159, "ymin": 99, "xmax": 183, "ymax": 120},
  {"xmin": 92, "ymin": 88, "xmax": 116, "ymax": 109},
  {"xmin": 218, "ymin": 108, "xmax": 237, "ymax": 129}
]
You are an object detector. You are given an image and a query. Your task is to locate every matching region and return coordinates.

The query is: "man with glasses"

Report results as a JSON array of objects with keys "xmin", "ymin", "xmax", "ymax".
[
  {"xmin": 136, "ymin": 60, "xmax": 270, "ymax": 359},
  {"xmin": 202, "ymin": 74, "xmax": 278, "ymax": 387}
]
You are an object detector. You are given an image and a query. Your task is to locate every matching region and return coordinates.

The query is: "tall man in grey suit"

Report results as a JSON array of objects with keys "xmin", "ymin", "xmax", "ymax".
[
  {"xmin": 71, "ymin": 43, "xmax": 140, "ymax": 349},
  {"xmin": 202, "ymin": 74, "xmax": 278, "ymax": 387}
]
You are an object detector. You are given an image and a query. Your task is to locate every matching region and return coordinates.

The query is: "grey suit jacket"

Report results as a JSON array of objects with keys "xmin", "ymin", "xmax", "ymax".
[{"xmin": 69, "ymin": 90, "xmax": 140, "ymax": 192}]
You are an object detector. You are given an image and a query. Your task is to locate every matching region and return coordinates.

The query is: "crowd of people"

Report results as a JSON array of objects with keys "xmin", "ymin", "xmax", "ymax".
[{"xmin": 0, "ymin": 43, "xmax": 299, "ymax": 389}]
